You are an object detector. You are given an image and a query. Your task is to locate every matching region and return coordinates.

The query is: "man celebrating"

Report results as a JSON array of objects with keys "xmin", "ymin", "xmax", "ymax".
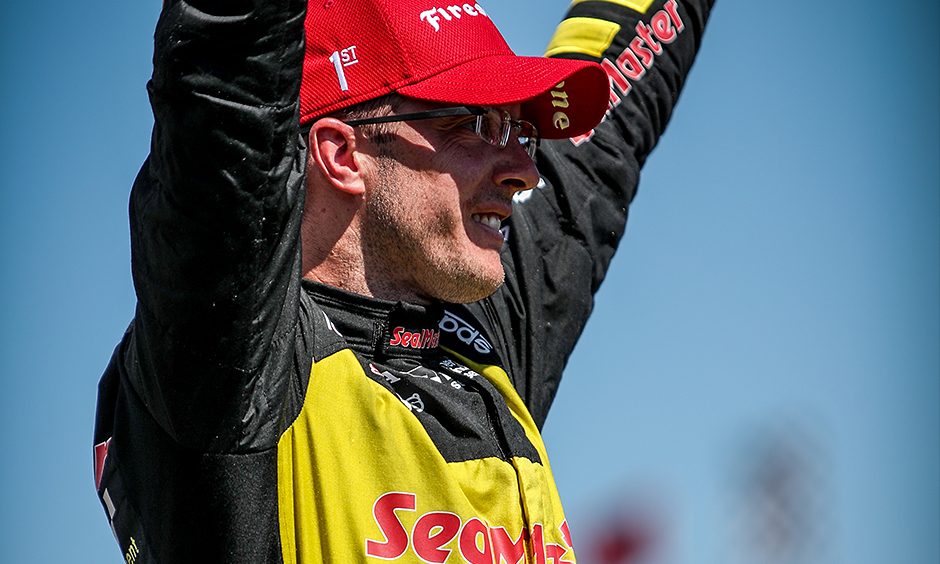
[{"xmin": 93, "ymin": 0, "xmax": 713, "ymax": 562}]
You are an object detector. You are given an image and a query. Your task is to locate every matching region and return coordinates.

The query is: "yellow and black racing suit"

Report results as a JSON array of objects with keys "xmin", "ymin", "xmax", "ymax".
[{"xmin": 92, "ymin": 0, "xmax": 714, "ymax": 562}]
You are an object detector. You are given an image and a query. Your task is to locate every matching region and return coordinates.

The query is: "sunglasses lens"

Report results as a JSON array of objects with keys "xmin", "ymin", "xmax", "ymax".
[
  {"xmin": 473, "ymin": 108, "xmax": 539, "ymax": 158},
  {"xmin": 516, "ymin": 121, "xmax": 539, "ymax": 158},
  {"xmin": 518, "ymin": 137, "xmax": 536, "ymax": 158},
  {"xmin": 475, "ymin": 108, "xmax": 506, "ymax": 147}
]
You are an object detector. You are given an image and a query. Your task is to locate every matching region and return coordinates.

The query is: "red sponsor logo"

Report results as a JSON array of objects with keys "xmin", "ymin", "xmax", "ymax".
[
  {"xmin": 365, "ymin": 492, "xmax": 573, "ymax": 563},
  {"xmin": 94, "ymin": 438, "xmax": 110, "ymax": 490},
  {"xmin": 390, "ymin": 327, "xmax": 441, "ymax": 349},
  {"xmin": 570, "ymin": 0, "xmax": 686, "ymax": 146}
]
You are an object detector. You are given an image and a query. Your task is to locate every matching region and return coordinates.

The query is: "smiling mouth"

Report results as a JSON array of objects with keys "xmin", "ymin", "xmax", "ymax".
[{"xmin": 471, "ymin": 213, "xmax": 502, "ymax": 231}]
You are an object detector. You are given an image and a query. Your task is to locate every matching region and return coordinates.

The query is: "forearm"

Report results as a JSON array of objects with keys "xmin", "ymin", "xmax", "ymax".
[
  {"xmin": 544, "ymin": 0, "xmax": 715, "ymax": 283},
  {"xmin": 483, "ymin": 0, "xmax": 716, "ymax": 424},
  {"xmin": 127, "ymin": 0, "xmax": 308, "ymax": 449}
]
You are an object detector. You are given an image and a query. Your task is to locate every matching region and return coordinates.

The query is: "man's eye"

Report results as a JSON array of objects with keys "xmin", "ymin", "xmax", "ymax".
[
  {"xmin": 437, "ymin": 116, "xmax": 477, "ymax": 132},
  {"xmin": 456, "ymin": 117, "xmax": 477, "ymax": 131}
]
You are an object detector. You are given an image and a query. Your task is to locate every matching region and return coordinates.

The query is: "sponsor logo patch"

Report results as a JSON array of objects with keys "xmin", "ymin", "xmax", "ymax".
[
  {"xmin": 440, "ymin": 311, "xmax": 494, "ymax": 355},
  {"xmin": 439, "ymin": 358, "xmax": 480, "ymax": 380},
  {"xmin": 94, "ymin": 438, "xmax": 111, "ymax": 490},
  {"xmin": 570, "ymin": 0, "xmax": 686, "ymax": 146},
  {"xmin": 389, "ymin": 327, "xmax": 441, "ymax": 350}
]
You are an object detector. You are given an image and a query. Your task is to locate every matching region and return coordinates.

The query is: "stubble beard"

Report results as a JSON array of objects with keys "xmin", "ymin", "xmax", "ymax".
[{"xmin": 362, "ymin": 155, "xmax": 504, "ymax": 304}]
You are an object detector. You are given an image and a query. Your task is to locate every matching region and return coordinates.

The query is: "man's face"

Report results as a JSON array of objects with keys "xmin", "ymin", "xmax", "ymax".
[{"xmin": 358, "ymin": 100, "xmax": 540, "ymax": 304}]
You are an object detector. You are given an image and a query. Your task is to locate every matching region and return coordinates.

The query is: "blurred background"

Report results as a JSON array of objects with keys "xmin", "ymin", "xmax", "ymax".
[{"xmin": 1, "ymin": 0, "xmax": 937, "ymax": 562}]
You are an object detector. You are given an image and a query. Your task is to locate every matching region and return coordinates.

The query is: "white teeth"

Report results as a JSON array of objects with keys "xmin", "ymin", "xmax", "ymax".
[{"xmin": 472, "ymin": 214, "xmax": 502, "ymax": 231}]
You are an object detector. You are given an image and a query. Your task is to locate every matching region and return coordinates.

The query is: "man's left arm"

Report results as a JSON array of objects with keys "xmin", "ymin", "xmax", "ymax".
[{"xmin": 468, "ymin": 0, "xmax": 716, "ymax": 426}]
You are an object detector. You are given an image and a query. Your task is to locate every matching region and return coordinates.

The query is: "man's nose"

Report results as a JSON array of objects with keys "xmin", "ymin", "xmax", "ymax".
[{"xmin": 493, "ymin": 141, "xmax": 540, "ymax": 195}]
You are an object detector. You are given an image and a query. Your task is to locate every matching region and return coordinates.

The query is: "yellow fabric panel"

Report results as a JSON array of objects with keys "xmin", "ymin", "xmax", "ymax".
[
  {"xmin": 442, "ymin": 349, "xmax": 550, "ymax": 467},
  {"xmin": 570, "ymin": 0, "xmax": 655, "ymax": 13},
  {"xmin": 278, "ymin": 350, "xmax": 456, "ymax": 563},
  {"xmin": 278, "ymin": 348, "xmax": 576, "ymax": 562},
  {"xmin": 446, "ymin": 350, "xmax": 574, "ymax": 562},
  {"xmin": 545, "ymin": 17, "xmax": 621, "ymax": 58}
]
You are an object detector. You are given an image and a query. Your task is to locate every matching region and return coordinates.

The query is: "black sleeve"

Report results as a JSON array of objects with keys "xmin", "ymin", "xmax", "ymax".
[
  {"xmin": 468, "ymin": 0, "xmax": 715, "ymax": 427},
  {"xmin": 124, "ymin": 0, "xmax": 309, "ymax": 450}
]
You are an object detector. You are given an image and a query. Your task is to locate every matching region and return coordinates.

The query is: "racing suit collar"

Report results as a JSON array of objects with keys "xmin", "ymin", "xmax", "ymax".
[{"xmin": 302, "ymin": 280, "xmax": 446, "ymax": 360}]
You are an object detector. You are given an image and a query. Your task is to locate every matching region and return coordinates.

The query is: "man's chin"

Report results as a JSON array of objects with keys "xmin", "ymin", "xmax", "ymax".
[{"xmin": 431, "ymin": 264, "xmax": 504, "ymax": 304}]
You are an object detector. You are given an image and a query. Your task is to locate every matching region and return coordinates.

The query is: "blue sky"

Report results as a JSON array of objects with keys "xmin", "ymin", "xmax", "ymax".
[{"xmin": 1, "ymin": 1, "xmax": 937, "ymax": 562}]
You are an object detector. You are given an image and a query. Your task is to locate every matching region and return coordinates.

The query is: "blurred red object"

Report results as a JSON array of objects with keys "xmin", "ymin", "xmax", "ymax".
[{"xmin": 593, "ymin": 521, "xmax": 652, "ymax": 564}]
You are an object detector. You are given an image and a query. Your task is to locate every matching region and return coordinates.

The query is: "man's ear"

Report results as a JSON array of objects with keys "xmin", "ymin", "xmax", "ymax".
[{"xmin": 308, "ymin": 118, "xmax": 366, "ymax": 196}]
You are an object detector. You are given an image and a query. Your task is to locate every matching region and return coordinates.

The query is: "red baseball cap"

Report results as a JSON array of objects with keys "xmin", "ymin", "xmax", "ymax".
[{"xmin": 300, "ymin": 0, "xmax": 609, "ymax": 140}]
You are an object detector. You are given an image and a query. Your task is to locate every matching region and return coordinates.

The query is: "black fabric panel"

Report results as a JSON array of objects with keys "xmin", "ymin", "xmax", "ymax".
[
  {"xmin": 129, "ymin": 0, "xmax": 309, "ymax": 452},
  {"xmin": 355, "ymin": 353, "xmax": 542, "ymax": 465},
  {"xmin": 102, "ymin": 364, "xmax": 283, "ymax": 564}
]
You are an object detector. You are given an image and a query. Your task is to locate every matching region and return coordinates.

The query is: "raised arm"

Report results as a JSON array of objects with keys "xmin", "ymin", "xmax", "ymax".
[
  {"xmin": 471, "ymin": 0, "xmax": 715, "ymax": 426},
  {"xmin": 126, "ymin": 0, "xmax": 308, "ymax": 449}
]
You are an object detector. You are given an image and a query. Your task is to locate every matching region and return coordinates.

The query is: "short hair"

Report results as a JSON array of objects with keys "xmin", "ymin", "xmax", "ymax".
[{"xmin": 300, "ymin": 93, "xmax": 403, "ymax": 147}]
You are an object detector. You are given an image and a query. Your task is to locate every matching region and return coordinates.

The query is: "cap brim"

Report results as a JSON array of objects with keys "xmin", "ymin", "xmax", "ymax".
[{"xmin": 397, "ymin": 55, "xmax": 608, "ymax": 140}]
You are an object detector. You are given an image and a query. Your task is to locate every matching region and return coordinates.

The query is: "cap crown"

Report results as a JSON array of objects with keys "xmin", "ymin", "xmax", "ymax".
[
  {"xmin": 300, "ymin": 0, "xmax": 609, "ymax": 140},
  {"xmin": 301, "ymin": 0, "xmax": 512, "ymax": 123}
]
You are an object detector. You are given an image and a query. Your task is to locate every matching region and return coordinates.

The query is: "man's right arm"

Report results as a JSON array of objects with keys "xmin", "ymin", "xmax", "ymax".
[{"xmin": 125, "ymin": 0, "xmax": 308, "ymax": 451}]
